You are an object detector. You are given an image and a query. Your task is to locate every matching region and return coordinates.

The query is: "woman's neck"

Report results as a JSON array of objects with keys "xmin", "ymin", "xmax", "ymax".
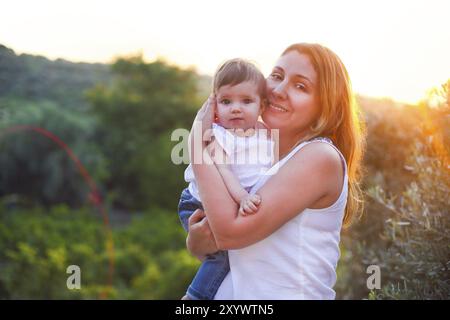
[{"xmin": 277, "ymin": 129, "xmax": 310, "ymax": 160}]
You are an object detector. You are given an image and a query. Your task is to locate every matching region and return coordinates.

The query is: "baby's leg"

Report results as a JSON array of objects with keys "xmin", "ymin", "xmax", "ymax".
[
  {"xmin": 187, "ymin": 251, "xmax": 229, "ymax": 300},
  {"xmin": 177, "ymin": 188, "xmax": 203, "ymax": 232}
]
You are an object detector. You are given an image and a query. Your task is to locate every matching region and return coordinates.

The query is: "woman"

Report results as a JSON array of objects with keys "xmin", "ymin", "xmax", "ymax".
[{"xmin": 186, "ymin": 43, "xmax": 365, "ymax": 299}]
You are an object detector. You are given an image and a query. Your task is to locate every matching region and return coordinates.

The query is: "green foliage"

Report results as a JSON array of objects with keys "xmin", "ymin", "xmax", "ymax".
[
  {"xmin": 0, "ymin": 44, "xmax": 209, "ymax": 211},
  {"xmin": 0, "ymin": 47, "xmax": 205, "ymax": 299},
  {"xmin": 0, "ymin": 98, "xmax": 109, "ymax": 206},
  {"xmin": 110, "ymin": 208, "xmax": 199, "ymax": 299},
  {"xmin": 366, "ymin": 143, "xmax": 449, "ymax": 299},
  {"xmin": 0, "ymin": 204, "xmax": 105, "ymax": 299},
  {"xmin": 335, "ymin": 85, "xmax": 450, "ymax": 300},
  {"xmin": 0, "ymin": 203, "xmax": 199, "ymax": 299},
  {"xmin": 87, "ymin": 55, "xmax": 199, "ymax": 210},
  {"xmin": 0, "ymin": 44, "xmax": 111, "ymax": 110}
]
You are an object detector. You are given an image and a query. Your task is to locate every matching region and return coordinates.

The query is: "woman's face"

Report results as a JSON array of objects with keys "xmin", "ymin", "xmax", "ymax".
[{"xmin": 263, "ymin": 50, "xmax": 319, "ymax": 139}]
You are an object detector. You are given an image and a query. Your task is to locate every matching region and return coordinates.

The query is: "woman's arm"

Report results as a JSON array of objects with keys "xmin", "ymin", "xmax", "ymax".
[
  {"xmin": 190, "ymin": 97, "xmax": 344, "ymax": 250},
  {"xmin": 186, "ymin": 209, "xmax": 218, "ymax": 260},
  {"xmin": 194, "ymin": 141, "xmax": 344, "ymax": 250}
]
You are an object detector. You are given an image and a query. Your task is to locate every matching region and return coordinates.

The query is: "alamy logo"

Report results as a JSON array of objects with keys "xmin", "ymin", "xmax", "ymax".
[
  {"xmin": 66, "ymin": 265, "xmax": 81, "ymax": 290},
  {"xmin": 366, "ymin": 265, "xmax": 381, "ymax": 290},
  {"xmin": 170, "ymin": 125, "xmax": 279, "ymax": 169}
]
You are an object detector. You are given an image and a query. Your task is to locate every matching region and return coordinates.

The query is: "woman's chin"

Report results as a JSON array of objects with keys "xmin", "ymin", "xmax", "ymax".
[{"xmin": 262, "ymin": 112, "xmax": 286, "ymax": 129}]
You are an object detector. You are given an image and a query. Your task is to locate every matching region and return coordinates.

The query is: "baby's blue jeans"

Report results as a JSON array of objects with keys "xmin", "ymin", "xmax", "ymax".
[{"xmin": 178, "ymin": 187, "xmax": 229, "ymax": 300}]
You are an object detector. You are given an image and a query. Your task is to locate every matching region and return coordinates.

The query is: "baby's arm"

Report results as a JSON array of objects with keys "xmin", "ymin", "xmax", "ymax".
[{"xmin": 211, "ymin": 142, "xmax": 261, "ymax": 215}]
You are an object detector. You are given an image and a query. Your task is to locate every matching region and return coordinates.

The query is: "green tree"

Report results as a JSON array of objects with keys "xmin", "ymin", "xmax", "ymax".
[
  {"xmin": 0, "ymin": 98, "xmax": 108, "ymax": 206},
  {"xmin": 87, "ymin": 55, "xmax": 200, "ymax": 210}
]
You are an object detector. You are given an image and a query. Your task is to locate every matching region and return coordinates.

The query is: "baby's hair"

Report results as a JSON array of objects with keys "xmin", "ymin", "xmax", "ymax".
[{"xmin": 213, "ymin": 58, "xmax": 266, "ymax": 100}]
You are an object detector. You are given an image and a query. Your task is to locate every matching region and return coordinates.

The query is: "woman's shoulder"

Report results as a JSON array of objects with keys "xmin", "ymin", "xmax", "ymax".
[
  {"xmin": 289, "ymin": 139, "xmax": 343, "ymax": 176},
  {"xmin": 299, "ymin": 138, "xmax": 340, "ymax": 157},
  {"xmin": 291, "ymin": 140, "xmax": 346, "ymax": 209}
]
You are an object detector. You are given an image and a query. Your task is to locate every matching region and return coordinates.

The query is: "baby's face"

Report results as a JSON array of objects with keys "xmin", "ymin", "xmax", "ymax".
[{"xmin": 215, "ymin": 81, "xmax": 262, "ymax": 130}]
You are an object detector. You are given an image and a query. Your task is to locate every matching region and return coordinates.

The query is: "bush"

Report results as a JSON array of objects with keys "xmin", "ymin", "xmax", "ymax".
[
  {"xmin": 335, "ymin": 85, "xmax": 450, "ymax": 300},
  {"xmin": 0, "ymin": 203, "xmax": 199, "ymax": 299}
]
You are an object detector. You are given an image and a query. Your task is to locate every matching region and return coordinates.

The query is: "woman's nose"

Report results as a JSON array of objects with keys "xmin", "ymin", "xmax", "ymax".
[{"xmin": 272, "ymin": 81, "xmax": 287, "ymax": 100}]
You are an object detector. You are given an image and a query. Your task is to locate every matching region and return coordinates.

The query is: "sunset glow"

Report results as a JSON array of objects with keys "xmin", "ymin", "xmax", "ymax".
[{"xmin": 1, "ymin": 0, "xmax": 449, "ymax": 104}]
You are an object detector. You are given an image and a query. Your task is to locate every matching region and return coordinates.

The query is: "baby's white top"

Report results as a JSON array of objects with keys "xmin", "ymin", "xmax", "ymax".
[
  {"xmin": 214, "ymin": 138, "xmax": 348, "ymax": 300},
  {"xmin": 184, "ymin": 123, "xmax": 274, "ymax": 201}
]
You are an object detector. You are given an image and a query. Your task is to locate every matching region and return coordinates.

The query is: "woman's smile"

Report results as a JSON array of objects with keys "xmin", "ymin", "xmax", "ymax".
[{"xmin": 267, "ymin": 102, "xmax": 288, "ymax": 113}]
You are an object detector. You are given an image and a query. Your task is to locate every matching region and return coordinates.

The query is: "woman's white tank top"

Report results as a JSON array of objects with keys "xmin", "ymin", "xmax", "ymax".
[{"xmin": 214, "ymin": 138, "xmax": 348, "ymax": 300}]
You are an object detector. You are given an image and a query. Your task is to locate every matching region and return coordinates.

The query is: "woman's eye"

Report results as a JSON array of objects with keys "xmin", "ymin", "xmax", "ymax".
[
  {"xmin": 221, "ymin": 99, "xmax": 231, "ymax": 105},
  {"xmin": 295, "ymin": 83, "xmax": 306, "ymax": 91},
  {"xmin": 270, "ymin": 73, "xmax": 282, "ymax": 80},
  {"xmin": 243, "ymin": 99, "xmax": 253, "ymax": 104}
]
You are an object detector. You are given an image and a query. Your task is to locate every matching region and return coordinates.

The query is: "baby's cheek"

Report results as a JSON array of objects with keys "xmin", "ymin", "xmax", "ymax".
[{"xmin": 216, "ymin": 113, "xmax": 229, "ymax": 125}]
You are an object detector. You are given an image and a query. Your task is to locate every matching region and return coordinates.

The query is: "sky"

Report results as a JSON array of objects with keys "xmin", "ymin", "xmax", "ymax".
[{"xmin": 1, "ymin": 0, "xmax": 449, "ymax": 104}]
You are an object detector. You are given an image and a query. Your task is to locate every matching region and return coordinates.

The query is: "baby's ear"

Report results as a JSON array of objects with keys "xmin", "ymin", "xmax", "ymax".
[{"xmin": 214, "ymin": 110, "xmax": 219, "ymax": 123}]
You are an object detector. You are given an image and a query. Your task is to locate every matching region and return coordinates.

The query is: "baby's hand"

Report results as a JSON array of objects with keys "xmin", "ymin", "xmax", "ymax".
[{"xmin": 239, "ymin": 194, "xmax": 261, "ymax": 216}]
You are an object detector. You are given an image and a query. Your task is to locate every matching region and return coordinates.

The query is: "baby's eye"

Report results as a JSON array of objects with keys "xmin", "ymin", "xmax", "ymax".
[
  {"xmin": 220, "ymin": 99, "xmax": 231, "ymax": 105},
  {"xmin": 243, "ymin": 98, "xmax": 253, "ymax": 104}
]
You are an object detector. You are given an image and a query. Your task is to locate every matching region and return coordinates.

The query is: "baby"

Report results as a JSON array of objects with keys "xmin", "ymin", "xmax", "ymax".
[{"xmin": 178, "ymin": 58, "xmax": 274, "ymax": 300}]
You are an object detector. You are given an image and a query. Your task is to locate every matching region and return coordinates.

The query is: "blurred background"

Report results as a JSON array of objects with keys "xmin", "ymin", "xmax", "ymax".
[{"xmin": 0, "ymin": 0, "xmax": 449, "ymax": 299}]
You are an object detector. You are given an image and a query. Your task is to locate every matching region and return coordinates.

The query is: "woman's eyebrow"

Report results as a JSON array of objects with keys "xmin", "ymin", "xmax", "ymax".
[
  {"xmin": 272, "ymin": 66, "xmax": 284, "ymax": 73},
  {"xmin": 294, "ymin": 74, "xmax": 313, "ymax": 84}
]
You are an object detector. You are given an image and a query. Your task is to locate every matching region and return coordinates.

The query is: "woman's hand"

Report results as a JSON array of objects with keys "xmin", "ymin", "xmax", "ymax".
[
  {"xmin": 193, "ymin": 94, "xmax": 216, "ymax": 139},
  {"xmin": 196, "ymin": 94, "xmax": 216, "ymax": 131},
  {"xmin": 189, "ymin": 94, "xmax": 217, "ymax": 165},
  {"xmin": 186, "ymin": 208, "xmax": 219, "ymax": 261}
]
